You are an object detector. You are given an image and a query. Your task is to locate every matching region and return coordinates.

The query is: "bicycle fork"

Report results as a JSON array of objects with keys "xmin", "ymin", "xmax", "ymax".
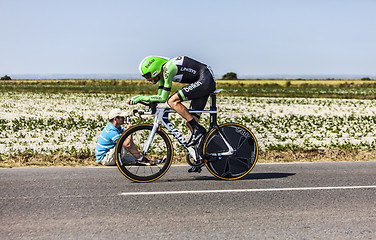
[{"xmin": 141, "ymin": 109, "xmax": 164, "ymax": 155}]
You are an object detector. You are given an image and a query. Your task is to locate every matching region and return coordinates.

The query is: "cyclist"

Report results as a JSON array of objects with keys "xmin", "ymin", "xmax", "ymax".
[{"xmin": 127, "ymin": 56, "xmax": 216, "ymax": 171}]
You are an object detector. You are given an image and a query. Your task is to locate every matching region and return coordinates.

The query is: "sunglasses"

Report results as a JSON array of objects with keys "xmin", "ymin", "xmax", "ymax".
[{"xmin": 142, "ymin": 72, "xmax": 152, "ymax": 79}]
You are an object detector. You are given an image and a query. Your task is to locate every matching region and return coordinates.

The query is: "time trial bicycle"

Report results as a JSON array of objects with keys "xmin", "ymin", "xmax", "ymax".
[{"xmin": 115, "ymin": 89, "xmax": 258, "ymax": 182}]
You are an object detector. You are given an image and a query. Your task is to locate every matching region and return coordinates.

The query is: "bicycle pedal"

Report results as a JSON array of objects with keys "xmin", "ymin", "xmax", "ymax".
[
  {"xmin": 157, "ymin": 155, "xmax": 167, "ymax": 164},
  {"xmin": 136, "ymin": 161, "xmax": 150, "ymax": 166}
]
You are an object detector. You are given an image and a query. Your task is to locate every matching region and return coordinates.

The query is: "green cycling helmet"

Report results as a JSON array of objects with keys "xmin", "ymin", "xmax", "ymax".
[{"xmin": 139, "ymin": 56, "xmax": 169, "ymax": 79}]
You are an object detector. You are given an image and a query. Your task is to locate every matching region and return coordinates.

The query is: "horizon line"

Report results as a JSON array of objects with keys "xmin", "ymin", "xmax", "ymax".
[{"xmin": 2, "ymin": 73, "xmax": 376, "ymax": 80}]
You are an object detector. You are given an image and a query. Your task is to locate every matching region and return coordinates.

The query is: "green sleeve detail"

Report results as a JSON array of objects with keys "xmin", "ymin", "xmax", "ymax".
[
  {"xmin": 148, "ymin": 61, "xmax": 177, "ymax": 103},
  {"xmin": 163, "ymin": 60, "xmax": 177, "ymax": 89},
  {"xmin": 148, "ymin": 79, "xmax": 167, "ymax": 103},
  {"xmin": 157, "ymin": 79, "xmax": 163, "ymax": 95},
  {"xmin": 148, "ymin": 95, "xmax": 164, "ymax": 103},
  {"xmin": 158, "ymin": 90, "xmax": 170, "ymax": 102},
  {"xmin": 130, "ymin": 95, "xmax": 150, "ymax": 104}
]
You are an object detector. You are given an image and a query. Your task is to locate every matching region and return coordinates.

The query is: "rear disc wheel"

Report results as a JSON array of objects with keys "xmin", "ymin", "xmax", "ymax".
[{"xmin": 202, "ymin": 123, "xmax": 258, "ymax": 180}]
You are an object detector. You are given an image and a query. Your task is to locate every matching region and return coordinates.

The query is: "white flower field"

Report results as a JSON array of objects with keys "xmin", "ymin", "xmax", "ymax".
[{"xmin": 0, "ymin": 92, "xmax": 375, "ymax": 158}]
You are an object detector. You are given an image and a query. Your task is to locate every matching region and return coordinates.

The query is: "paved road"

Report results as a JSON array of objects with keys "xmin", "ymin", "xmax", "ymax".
[{"xmin": 1, "ymin": 161, "xmax": 376, "ymax": 239}]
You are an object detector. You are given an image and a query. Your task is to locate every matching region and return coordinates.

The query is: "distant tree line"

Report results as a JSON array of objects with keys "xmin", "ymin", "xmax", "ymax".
[
  {"xmin": 1, "ymin": 75, "xmax": 12, "ymax": 80},
  {"xmin": 222, "ymin": 72, "xmax": 237, "ymax": 80}
]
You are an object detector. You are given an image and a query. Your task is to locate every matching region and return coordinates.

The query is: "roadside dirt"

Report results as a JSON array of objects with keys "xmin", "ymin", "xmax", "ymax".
[{"xmin": 1, "ymin": 149, "xmax": 375, "ymax": 168}]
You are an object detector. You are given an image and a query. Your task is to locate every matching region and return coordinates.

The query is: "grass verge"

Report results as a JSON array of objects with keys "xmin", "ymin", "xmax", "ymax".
[{"xmin": 1, "ymin": 149, "xmax": 375, "ymax": 168}]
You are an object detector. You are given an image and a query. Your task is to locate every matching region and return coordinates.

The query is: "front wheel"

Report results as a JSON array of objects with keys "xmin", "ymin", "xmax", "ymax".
[
  {"xmin": 115, "ymin": 124, "xmax": 173, "ymax": 182},
  {"xmin": 202, "ymin": 123, "xmax": 258, "ymax": 180}
]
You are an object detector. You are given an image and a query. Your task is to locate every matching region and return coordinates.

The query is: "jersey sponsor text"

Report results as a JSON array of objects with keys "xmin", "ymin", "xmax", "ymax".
[{"xmin": 183, "ymin": 81, "xmax": 202, "ymax": 92}]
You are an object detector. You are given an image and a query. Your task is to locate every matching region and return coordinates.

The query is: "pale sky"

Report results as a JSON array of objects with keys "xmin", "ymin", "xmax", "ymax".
[{"xmin": 1, "ymin": 0, "xmax": 375, "ymax": 77}]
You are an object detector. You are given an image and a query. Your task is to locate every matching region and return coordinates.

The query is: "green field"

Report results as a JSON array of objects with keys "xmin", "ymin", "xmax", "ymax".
[
  {"xmin": 1, "ymin": 78, "xmax": 375, "ymax": 99},
  {"xmin": 1, "ymin": 78, "xmax": 375, "ymax": 167}
]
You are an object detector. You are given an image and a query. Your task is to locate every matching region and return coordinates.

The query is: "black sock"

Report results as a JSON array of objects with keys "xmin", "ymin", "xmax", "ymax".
[{"xmin": 188, "ymin": 118, "xmax": 198, "ymax": 129}]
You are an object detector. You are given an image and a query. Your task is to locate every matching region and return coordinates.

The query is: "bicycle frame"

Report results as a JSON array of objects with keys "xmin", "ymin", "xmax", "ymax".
[{"xmin": 139, "ymin": 89, "xmax": 235, "ymax": 161}]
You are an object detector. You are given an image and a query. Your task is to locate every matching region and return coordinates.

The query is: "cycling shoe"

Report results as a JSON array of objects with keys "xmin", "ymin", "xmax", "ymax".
[
  {"xmin": 136, "ymin": 157, "xmax": 156, "ymax": 166},
  {"xmin": 188, "ymin": 166, "xmax": 202, "ymax": 173},
  {"xmin": 187, "ymin": 125, "xmax": 206, "ymax": 147}
]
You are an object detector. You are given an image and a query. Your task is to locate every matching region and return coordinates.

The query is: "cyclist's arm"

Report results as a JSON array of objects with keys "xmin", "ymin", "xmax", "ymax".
[
  {"xmin": 131, "ymin": 61, "xmax": 177, "ymax": 103},
  {"xmin": 147, "ymin": 77, "xmax": 170, "ymax": 103},
  {"xmin": 153, "ymin": 61, "xmax": 176, "ymax": 102}
]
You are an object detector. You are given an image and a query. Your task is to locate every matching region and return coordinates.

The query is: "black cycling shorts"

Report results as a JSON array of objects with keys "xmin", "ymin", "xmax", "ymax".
[{"xmin": 176, "ymin": 68, "xmax": 216, "ymax": 118}]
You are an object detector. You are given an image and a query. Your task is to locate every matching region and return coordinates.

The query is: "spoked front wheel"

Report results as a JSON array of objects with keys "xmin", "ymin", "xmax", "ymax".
[
  {"xmin": 115, "ymin": 124, "xmax": 173, "ymax": 182},
  {"xmin": 202, "ymin": 123, "xmax": 258, "ymax": 180}
]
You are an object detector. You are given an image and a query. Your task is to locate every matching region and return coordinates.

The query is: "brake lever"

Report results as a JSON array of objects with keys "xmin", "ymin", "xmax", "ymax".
[
  {"xmin": 138, "ymin": 101, "xmax": 149, "ymax": 107},
  {"xmin": 133, "ymin": 109, "xmax": 143, "ymax": 119},
  {"xmin": 138, "ymin": 101, "xmax": 157, "ymax": 114}
]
